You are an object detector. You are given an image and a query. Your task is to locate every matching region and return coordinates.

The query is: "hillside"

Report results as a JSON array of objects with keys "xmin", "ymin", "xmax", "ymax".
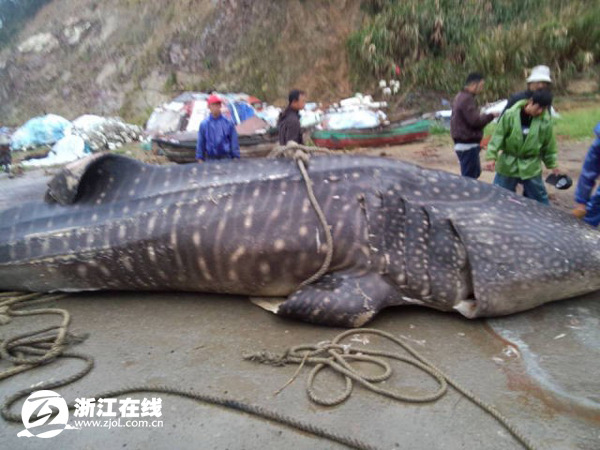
[
  {"xmin": 0, "ymin": 0, "xmax": 363, "ymax": 124},
  {"xmin": 1, "ymin": 0, "xmax": 598, "ymax": 126}
]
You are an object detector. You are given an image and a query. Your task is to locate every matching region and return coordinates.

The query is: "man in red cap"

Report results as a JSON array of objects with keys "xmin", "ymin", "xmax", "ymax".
[{"xmin": 196, "ymin": 94, "xmax": 240, "ymax": 162}]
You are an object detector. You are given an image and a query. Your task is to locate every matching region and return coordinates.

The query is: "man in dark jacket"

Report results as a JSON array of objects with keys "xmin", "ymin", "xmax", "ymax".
[
  {"xmin": 278, "ymin": 89, "xmax": 306, "ymax": 145},
  {"xmin": 450, "ymin": 73, "xmax": 497, "ymax": 179}
]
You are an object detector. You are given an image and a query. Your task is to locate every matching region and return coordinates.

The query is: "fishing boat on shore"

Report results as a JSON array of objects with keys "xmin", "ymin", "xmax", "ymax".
[
  {"xmin": 311, "ymin": 119, "xmax": 430, "ymax": 150},
  {"xmin": 152, "ymin": 129, "xmax": 278, "ymax": 164}
]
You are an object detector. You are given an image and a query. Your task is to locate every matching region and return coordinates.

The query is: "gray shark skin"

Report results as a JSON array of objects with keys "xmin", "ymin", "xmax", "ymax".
[{"xmin": 1, "ymin": 154, "xmax": 599, "ymax": 327}]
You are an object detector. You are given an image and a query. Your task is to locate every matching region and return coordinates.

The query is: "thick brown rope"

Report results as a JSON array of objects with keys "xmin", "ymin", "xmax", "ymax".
[
  {"xmin": 0, "ymin": 292, "xmax": 376, "ymax": 450},
  {"xmin": 245, "ymin": 328, "xmax": 537, "ymax": 450},
  {"xmin": 268, "ymin": 142, "xmax": 334, "ymax": 288}
]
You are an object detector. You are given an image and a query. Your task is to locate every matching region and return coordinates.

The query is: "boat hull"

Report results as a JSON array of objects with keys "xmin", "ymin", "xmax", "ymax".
[{"xmin": 311, "ymin": 120, "xmax": 430, "ymax": 150}]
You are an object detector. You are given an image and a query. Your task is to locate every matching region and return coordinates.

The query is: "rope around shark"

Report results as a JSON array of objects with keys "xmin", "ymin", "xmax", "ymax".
[{"xmin": 0, "ymin": 145, "xmax": 536, "ymax": 449}]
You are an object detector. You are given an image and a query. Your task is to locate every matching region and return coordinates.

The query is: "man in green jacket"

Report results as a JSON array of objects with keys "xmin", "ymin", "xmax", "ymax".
[{"xmin": 485, "ymin": 90, "xmax": 560, "ymax": 204}]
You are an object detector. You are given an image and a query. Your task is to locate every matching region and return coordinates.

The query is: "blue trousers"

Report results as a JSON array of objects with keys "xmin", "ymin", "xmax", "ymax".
[
  {"xmin": 584, "ymin": 191, "xmax": 600, "ymax": 226},
  {"xmin": 493, "ymin": 173, "xmax": 549, "ymax": 205},
  {"xmin": 455, "ymin": 146, "xmax": 481, "ymax": 179}
]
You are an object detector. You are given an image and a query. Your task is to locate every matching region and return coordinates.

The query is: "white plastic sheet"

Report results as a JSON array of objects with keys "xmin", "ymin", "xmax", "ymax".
[
  {"xmin": 22, "ymin": 135, "xmax": 87, "ymax": 167},
  {"xmin": 322, "ymin": 110, "xmax": 385, "ymax": 130}
]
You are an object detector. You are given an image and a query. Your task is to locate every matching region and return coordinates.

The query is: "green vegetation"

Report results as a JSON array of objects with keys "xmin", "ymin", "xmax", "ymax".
[
  {"xmin": 429, "ymin": 122, "xmax": 450, "ymax": 135},
  {"xmin": 349, "ymin": 0, "xmax": 600, "ymax": 100},
  {"xmin": 554, "ymin": 106, "xmax": 600, "ymax": 140},
  {"xmin": 163, "ymin": 72, "xmax": 178, "ymax": 93}
]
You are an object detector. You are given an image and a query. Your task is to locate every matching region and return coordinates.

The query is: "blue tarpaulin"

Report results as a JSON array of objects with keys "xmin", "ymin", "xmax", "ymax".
[
  {"xmin": 228, "ymin": 101, "xmax": 256, "ymax": 124},
  {"xmin": 10, "ymin": 114, "xmax": 72, "ymax": 151}
]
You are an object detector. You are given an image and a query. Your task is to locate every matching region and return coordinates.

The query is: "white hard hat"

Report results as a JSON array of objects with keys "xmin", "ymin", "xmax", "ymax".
[{"xmin": 526, "ymin": 65, "xmax": 552, "ymax": 83}]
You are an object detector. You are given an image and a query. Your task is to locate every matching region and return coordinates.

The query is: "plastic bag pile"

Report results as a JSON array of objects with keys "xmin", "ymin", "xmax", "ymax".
[
  {"xmin": 71, "ymin": 115, "xmax": 143, "ymax": 152},
  {"xmin": 319, "ymin": 93, "xmax": 388, "ymax": 130},
  {"xmin": 9, "ymin": 114, "xmax": 143, "ymax": 167}
]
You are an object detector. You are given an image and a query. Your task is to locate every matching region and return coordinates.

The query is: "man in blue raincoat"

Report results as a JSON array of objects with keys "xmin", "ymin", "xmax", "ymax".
[
  {"xmin": 574, "ymin": 122, "xmax": 600, "ymax": 226},
  {"xmin": 196, "ymin": 94, "xmax": 240, "ymax": 162}
]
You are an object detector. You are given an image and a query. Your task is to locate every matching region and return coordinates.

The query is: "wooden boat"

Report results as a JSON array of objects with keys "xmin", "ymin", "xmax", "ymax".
[
  {"xmin": 152, "ymin": 130, "xmax": 278, "ymax": 164},
  {"xmin": 311, "ymin": 119, "xmax": 430, "ymax": 150}
]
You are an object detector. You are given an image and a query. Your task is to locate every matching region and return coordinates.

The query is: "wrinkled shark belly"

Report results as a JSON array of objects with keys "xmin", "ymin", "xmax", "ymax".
[{"xmin": 0, "ymin": 165, "xmax": 369, "ymax": 295}]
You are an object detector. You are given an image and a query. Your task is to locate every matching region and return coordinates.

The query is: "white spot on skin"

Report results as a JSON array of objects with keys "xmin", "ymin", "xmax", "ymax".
[
  {"xmin": 274, "ymin": 239, "xmax": 285, "ymax": 251},
  {"xmin": 121, "ymin": 256, "xmax": 134, "ymax": 272},
  {"xmin": 228, "ymin": 270, "xmax": 239, "ymax": 282},
  {"xmin": 299, "ymin": 226, "xmax": 308, "ymax": 237},
  {"xmin": 259, "ymin": 262, "xmax": 271, "ymax": 275},
  {"xmin": 118, "ymin": 225, "xmax": 127, "ymax": 240},
  {"xmin": 91, "ymin": 214, "xmax": 98, "ymax": 222},
  {"xmin": 244, "ymin": 213, "xmax": 253, "ymax": 229},
  {"xmin": 158, "ymin": 270, "xmax": 168, "ymax": 280},
  {"xmin": 197, "ymin": 205, "xmax": 207, "ymax": 217},
  {"xmin": 243, "ymin": 206, "xmax": 254, "ymax": 229},
  {"xmin": 217, "ymin": 220, "xmax": 226, "ymax": 236},
  {"xmin": 302, "ymin": 199, "xmax": 310, "ymax": 214},
  {"xmin": 147, "ymin": 216, "xmax": 157, "ymax": 233},
  {"xmin": 230, "ymin": 246, "xmax": 246, "ymax": 263},
  {"xmin": 147, "ymin": 246, "xmax": 157, "ymax": 262},
  {"xmin": 197, "ymin": 257, "xmax": 213, "ymax": 281},
  {"xmin": 77, "ymin": 265, "xmax": 88, "ymax": 277}
]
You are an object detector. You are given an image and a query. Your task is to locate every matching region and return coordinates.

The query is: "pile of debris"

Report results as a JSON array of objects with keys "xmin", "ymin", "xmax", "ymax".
[
  {"xmin": 70, "ymin": 115, "xmax": 143, "ymax": 152},
  {"xmin": 146, "ymin": 92, "xmax": 270, "ymax": 137},
  {"xmin": 7, "ymin": 114, "xmax": 143, "ymax": 168},
  {"xmin": 317, "ymin": 93, "xmax": 389, "ymax": 131},
  {"xmin": 9, "ymin": 114, "xmax": 71, "ymax": 152}
]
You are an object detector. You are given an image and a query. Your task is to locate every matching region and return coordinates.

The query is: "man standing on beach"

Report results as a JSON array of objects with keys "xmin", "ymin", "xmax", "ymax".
[
  {"xmin": 485, "ymin": 90, "xmax": 559, "ymax": 205},
  {"xmin": 278, "ymin": 89, "xmax": 306, "ymax": 146},
  {"xmin": 450, "ymin": 73, "xmax": 497, "ymax": 179},
  {"xmin": 196, "ymin": 94, "xmax": 240, "ymax": 162}
]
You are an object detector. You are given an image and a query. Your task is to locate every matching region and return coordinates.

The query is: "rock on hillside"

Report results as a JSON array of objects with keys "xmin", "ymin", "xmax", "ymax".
[{"xmin": 0, "ymin": 0, "xmax": 363, "ymax": 125}]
